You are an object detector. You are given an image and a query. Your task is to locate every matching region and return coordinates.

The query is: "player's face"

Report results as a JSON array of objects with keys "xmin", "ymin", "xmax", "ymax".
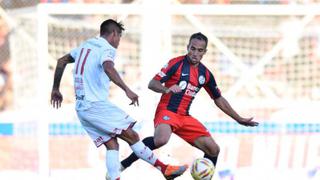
[
  {"xmin": 112, "ymin": 30, "xmax": 122, "ymax": 48},
  {"xmin": 187, "ymin": 38, "xmax": 207, "ymax": 66}
]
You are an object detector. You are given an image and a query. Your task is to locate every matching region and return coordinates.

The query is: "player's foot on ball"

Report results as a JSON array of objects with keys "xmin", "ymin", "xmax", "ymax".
[{"xmin": 163, "ymin": 164, "xmax": 188, "ymax": 180}]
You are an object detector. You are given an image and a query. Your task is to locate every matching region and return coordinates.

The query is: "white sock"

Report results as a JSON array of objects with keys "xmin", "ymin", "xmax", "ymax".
[
  {"xmin": 130, "ymin": 141, "xmax": 157, "ymax": 165},
  {"xmin": 106, "ymin": 150, "xmax": 120, "ymax": 180}
]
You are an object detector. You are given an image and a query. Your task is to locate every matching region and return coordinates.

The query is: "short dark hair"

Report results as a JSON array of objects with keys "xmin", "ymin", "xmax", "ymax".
[
  {"xmin": 100, "ymin": 19, "xmax": 125, "ymax": 36},
  {"xmin": 189, "ymin": 32, "xmax": 208, "ymax": 48}
]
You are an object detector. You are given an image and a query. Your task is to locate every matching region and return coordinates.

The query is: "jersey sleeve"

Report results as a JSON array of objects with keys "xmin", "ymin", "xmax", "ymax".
[
  {"xmin": 153, "ymin": 58, "xmax": 182, "ymax": 83},
  {"xmin": 70, "ymin": 47, "xmax": 79, "ymax": 59},
  {"xmin": 204, "ymin": 70, "xmax": 222, "ymax": 99},
  {"xmin": 100, "ymin": 48, "xmax": 116, "ymax": 65}
]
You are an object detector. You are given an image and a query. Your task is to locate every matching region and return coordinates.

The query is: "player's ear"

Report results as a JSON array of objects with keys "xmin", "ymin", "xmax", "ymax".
[{"xmin": 112, "ymin": 30, "xmax": 116, "ymax": 36}]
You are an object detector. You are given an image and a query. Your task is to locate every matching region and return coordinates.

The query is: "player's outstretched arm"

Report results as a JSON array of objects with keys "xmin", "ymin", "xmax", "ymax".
[
  {"xmin": 103, "ymin": 61, "xmax": 139, "ymax": 106},
  {"xmin": 51, "ymin": 54, "xmax": 74, "ymax": 109},
  {"xmin": 214, "ymin": 96, "xmax": 259, "ymax": 127}
]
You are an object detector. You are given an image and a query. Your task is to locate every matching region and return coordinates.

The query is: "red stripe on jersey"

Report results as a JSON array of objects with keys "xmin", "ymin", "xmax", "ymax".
[
  {"xmin": 204, "ymin": 68, "xmax": 222, "ymax": 99},
  {"xmin": 155, "ymin": 55, "xmax": 221, "ymax": 115},
  {"xmin": 75, "ymin": 48, "xmax": 84, "ymax": 74},
  {"xmin": 153, "ymin": 55, "xmax": 185, "ymax": 81},
  {"xmin": 205, "ymin": 69, "xmax": 211, "ymax": 84},
  {"xmin": 156, "ymin": 63, "xmax": 183, "ymax": 112},
  {"xmin": 176, "ymin": 65, "xmax": 199, "ymax": 115},
  {"xmin": 80, "ymin": 49, "xmax": 91, "ymax": 75}
]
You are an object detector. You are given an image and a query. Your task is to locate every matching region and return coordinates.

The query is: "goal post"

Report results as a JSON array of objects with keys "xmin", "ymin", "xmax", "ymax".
[{"xmin": 37, "ymin": 5, "xmax": 50, "ymax": 178}]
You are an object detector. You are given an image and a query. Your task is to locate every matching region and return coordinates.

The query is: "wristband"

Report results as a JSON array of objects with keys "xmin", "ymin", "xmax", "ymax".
[{"xmin": 164, "ymin": 88, "xmax": 170, "ymax": 94}]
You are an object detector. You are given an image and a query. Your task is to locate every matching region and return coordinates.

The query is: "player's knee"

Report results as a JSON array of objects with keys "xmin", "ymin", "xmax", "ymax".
[
  {"xmin": 208, "ymin": 144, "xmax": 220, "ymax": 157},
  {"xmin": 153, "ymin": 136, "xmax": 168, "ymax": 147},
  {"xmin": 130, "ymin": 130, "xmax": 140, "ymax": 142},
  {"xmin": 121, "ymin": 128, "xmax": 140, "ymax": 144},
  {"xmin": 104, "ymin": 138, "xmax": 119, "ymax": 150}
]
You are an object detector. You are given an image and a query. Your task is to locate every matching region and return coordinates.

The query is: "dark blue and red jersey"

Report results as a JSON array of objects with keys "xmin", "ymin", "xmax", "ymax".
[{"xmin": 153, "ymin": 55, "xmax": 222, "ymax": 116}]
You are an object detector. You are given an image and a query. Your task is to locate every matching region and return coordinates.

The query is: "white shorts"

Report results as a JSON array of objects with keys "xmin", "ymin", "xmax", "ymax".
[{"xmin": 76, "ymin": 100, "xmax": 136, "ymax": 147}]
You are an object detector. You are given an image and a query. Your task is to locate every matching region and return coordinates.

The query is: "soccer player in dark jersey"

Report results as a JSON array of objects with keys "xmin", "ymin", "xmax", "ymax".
[{"xmin": 118, "ymin": 32, "xmax": 259, "ymax": 175}]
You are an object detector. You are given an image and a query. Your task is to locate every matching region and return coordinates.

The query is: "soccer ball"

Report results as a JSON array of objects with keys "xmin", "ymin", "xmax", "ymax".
[{"xmin": 190, "ymin": 158, "xmax": 215, "ymax": 180}]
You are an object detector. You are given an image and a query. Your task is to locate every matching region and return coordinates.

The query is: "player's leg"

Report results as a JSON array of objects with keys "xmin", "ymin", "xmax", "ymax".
[
  {"xmin": 153, "ymin": 123, "xmax": 173, "ymax": 147},
  {"xmin": 120, "ymin": 136, "xmax": 156, "ymax": 169},
  {"xmin": 118, "ymin": 127, "xmax": 188, "ymax": 179},
  {"xmin": 120, "ymin": 109, "xmax": 176, "ymax": 169},
  {"xmin": 76, "ymin": 102, "xmax": 134, "ymax": 180},
  {"xmin": 194, "ymin": 136, "xmax": 220, "ymax": 166},
  {"xmin": 103, "ymin": 138, "xmax": 121, "ymax": 180},
  {"xmin": 175, "ymin": 115, "xmax": 220, "ymax": 166},
  {"xmin": 76, "ymin": 108, "xmax": 122, "ymax": 180},
  {"xmin": 119, "ymin": 124, "xmax": 172, "ymax": 169},
  {"xmin": 153, "ymin": 109, "xmax": 182, "ymax": 147}
]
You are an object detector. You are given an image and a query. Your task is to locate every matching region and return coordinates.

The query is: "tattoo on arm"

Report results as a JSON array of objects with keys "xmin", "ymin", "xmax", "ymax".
[
  {"xmin": 52, "ymin": 66, "xmax": 65, "ymax": 90},
  {"xmin": 52, "ymin": 54, "xmax": 74, "ymax": 90},
  {"xmin": 67, "ymin": 55, "xmax": 75, "ymax": 63}
]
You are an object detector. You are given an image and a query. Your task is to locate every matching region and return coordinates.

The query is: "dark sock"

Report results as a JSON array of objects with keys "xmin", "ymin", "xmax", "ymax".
[
  {"xmin": 121, "ymin": 136, "xmax": 157, "ymax": 168},
  {"xmin": 204, "ymin": 154, "xmax": 218, "ymax": 166}
]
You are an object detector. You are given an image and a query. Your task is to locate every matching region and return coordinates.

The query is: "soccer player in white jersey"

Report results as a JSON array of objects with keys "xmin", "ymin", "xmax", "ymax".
[{"xmin": 50, "ymin": 19, "xmax": 187, "ymax": 180}]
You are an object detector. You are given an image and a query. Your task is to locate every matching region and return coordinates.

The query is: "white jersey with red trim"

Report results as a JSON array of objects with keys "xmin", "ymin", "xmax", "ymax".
[{"xmin": 70, "ymin": 37, "xmax": 116, "ymax": 110}]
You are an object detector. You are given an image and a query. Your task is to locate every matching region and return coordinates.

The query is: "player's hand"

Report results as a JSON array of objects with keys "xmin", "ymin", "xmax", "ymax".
[
  {"xmin": 168, "ymin": 84, "xmax": 182, "ymax": 93},
  {"xmin": 236, "ymin": 117, "xmax": 259, "ymax": 127},
  {"xmin": 51, "ymin": 89, "xmax": 63, "ymax": 109},
  {"xmin": 125, "ymin": 88, "xmax": 139, "ymax": 106}
]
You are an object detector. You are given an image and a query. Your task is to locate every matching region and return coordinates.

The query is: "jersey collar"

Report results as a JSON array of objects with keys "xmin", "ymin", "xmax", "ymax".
[{"xmin": 97, "ymin": 36, "xmax": 116, "ymax": 51}]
